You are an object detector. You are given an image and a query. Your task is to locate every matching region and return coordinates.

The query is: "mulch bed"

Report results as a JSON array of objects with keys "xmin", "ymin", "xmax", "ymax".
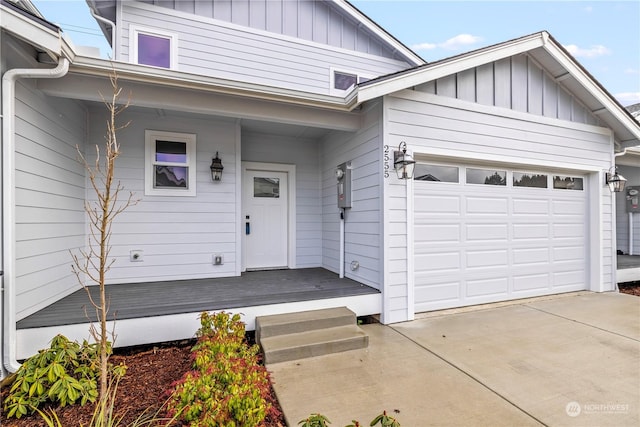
[
  {"xmin": 0, "ymin": 339, "xmax": 285, "ymax": 426},
  {"xmin": 619, "ymin": 281, "xmax": 640, "ymax": 296}
]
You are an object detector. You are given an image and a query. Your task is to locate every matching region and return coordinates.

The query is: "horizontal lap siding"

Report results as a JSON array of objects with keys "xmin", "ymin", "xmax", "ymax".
[
  {"xmin": 120, "ymin": 2, "xmax": 409, "ymax": 95},
  {"xmin": 384, "ymin": 92, "xmax": 615, "ymax": 319},
  {"xmin": 137, "ymin": 0, "xmax": 402, "ymax": 60},
  {"xmin": 321, "ymin": 103, "xmax": 383, "ymax": 289},
  {"xmin": 14, "ymin": 81, "xmax": 86, "ymax": 320},
  {"xmin": 242, "ymin": 133, "xmax": 322, "ymax": 267},
  {"xmin": 86, "ymin": 108, "xmax": 238, "ymax": 283}
]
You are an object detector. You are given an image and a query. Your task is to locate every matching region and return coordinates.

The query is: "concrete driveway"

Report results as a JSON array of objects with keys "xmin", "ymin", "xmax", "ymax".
[{"xmin": 268, "ymin": 292, "xmax": 639, "ymax": 426}]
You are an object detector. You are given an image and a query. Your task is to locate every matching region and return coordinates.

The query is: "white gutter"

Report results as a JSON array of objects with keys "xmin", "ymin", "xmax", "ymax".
[
  {"xmin": 88, "ymin": 5, "xmax": 116, "ymax": 58},
  {"xmin": 2, "ymin": 58, "xmax": 70, "ymax": 373}
]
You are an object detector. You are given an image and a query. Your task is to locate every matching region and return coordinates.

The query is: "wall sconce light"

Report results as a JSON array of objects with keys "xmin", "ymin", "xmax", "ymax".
[
  {"xmin": 210, "ymin": 152, "xmax": 224, "ymax": 181},
  {"xmin": 394, "ymin": 141, "xmax": 416, "ymax": 180},
  {"xmin": 605, "ymin": 167, "xmax": 627, "ymax": 193}
]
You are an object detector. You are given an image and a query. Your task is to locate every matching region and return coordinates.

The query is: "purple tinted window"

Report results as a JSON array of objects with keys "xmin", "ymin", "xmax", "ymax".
[
  {"xmin": 156, "ymin": 140, "xmax": 186, "ymax": 163},
  {"xmin": 138, "ymin": 33, "xmax": 171, "ymax": 68}
]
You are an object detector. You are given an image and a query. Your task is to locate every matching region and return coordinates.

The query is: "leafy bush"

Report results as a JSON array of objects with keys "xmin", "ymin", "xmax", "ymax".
[
  {"xmin": 300, "ymin": 411, "xmax": 401, "ymax": 427},
  {"xmin": 167, "ymin": 311, "xmax": 279, "ymax": 426},
  {"xmin": 3, "ymin": 334, "xmax": 124, "ymax": 419}
]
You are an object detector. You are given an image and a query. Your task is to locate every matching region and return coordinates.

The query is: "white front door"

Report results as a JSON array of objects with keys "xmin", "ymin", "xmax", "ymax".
[{"xmin": 243, "ymin": 168, "xmax": 289, "ymax": 270}]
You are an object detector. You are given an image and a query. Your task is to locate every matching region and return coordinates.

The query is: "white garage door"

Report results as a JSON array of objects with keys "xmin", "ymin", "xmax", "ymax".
[{"xmin": 414, "ymin": 163, "xmax": 588, "ymax": 313}]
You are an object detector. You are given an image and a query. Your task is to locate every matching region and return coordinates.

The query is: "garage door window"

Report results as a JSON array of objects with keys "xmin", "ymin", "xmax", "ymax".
[
  {"xmin": 467, "ymin": 168, "xmax": 506, "ymax": 186},
  {"xmin": 513, "ymin": 172, "xmax": 548, "ymax": 188},
  {"xmin": 414, "ymin": 164, "xmax": 459, "ymax": 182},
  {"xmin": 553, "ymin": 175, "xmax": 584, "ymax": 190}
]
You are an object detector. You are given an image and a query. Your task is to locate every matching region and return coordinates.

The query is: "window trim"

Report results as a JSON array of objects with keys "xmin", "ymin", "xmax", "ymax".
[
  {"xmin": 330, "ymin": 67, "xmax": 374, "ymax": 96},
  {"xmin": 130, "ymin": 25, "xmax": 178, "ymax": 69},
  {"xmin": 144, "ymin": 130, "xmax": 196, "ymax": 197}
]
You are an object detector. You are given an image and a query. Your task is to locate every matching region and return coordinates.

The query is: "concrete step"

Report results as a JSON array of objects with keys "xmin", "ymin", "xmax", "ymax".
[
  {"xmin": 259, "ymin": 324, "xmax": 369, "ymax": 364},
  {"xmin": 255, "ymin": 306, "xmax": 356, "ymax": 342}
]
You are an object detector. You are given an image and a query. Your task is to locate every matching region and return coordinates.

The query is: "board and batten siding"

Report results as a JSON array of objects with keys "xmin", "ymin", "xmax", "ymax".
[
  {"xmin": 118, "ymin": 1, "xmax": 410, "ymax": 95},
  {"xmin": 320, "ymin": 102, "xmax": 383, "ymax": 289},
  {"xmin": 615, "ymin": 164, "xmax": 640, "ymax": 255},
  {"xmin": 137, "ymin": 0, "xmax": 404, "ymax": 61},
  {"xmin": 86, "ymin": 108, "xmax": 239, "ymax": 284},
  {"xmin": 241, "ymin": 132, "xmax": 322, "ymax": 267},
  {"xmin": 383, "ymin": 90, "xmax": 615, "ymax": 321},
  {"xmin": 415, "ymin": 54, "xmax": 602, "ymax": 127},
  {"xmin": 14, "ymin": 80, "xmax": 87, "ymax": 320}
]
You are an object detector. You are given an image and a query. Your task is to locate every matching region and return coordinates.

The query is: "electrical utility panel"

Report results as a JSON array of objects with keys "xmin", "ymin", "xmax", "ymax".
[
  {"xmin": 335, "ymin": 162, "xmax": 352, "ymax": 208},
  {"xmin": 627, "ymin": 186, "xmax": 640, "ymax": 213}
]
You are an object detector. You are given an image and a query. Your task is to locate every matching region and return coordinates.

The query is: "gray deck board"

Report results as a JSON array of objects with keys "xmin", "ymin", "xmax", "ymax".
[{"xmin": 17, "ymin": 268, "xmax": 379, "ymax": 329}]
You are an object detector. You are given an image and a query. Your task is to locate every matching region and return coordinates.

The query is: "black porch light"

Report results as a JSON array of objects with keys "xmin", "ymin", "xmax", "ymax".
[
  {"xmin": 210, "ymin": 152, "xmax": 224, "ymax": 181},
  {"xmin": 394, "ymin": 141, "xmax": 416, "ymax": 180},
  {"xmin": 605, "ymin": 167, "xmax": 627, "ymax": 193}
]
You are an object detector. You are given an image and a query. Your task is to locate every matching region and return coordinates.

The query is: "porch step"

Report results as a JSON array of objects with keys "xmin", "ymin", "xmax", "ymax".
[{"xmin": 256, "ymin": 307, "xmax": 368, "ymax": 364}]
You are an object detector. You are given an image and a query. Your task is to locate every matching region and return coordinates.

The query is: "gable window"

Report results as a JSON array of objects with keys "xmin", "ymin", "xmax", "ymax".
[
  {"xmin": 145, "ymin": 130, "xmax": 196, "ymax": 196},
  {"xmin": 330, "ymin": 68, "xmax": 372, "ymax": 95},
  {"xmin": 130, "ymin": 26, "xmax": 177, "ymax": 69}
]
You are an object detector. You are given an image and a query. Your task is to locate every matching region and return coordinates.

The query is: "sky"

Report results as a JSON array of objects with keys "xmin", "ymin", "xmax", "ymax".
[{"xmin": 31, "ymin": 0, "xmax": 640, "ymax": 107}]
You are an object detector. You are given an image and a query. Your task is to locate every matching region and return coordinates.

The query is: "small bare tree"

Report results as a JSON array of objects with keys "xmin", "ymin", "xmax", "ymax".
[{"xmin": 71, "ymin": 70, "xmax": 136, "ymax": 404}]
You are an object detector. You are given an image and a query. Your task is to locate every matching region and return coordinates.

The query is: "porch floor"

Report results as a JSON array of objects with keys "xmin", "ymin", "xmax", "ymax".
[
  {"xmin": 17, "ymin": 268, "xmax": 379, "ymax": 330},
  {"xmin": 617, "ymin": 255, "xmax": 640, "ymax": 283}
]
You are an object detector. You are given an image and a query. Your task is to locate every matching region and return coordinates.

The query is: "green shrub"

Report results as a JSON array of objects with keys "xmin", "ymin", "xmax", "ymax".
[
  {"xmin": 167, "ymin": 311, "xmax": 277, "ymax": 426},
  {"xmin": 2, "ymin": 334, "xmax": 124, "ymax": 419}
]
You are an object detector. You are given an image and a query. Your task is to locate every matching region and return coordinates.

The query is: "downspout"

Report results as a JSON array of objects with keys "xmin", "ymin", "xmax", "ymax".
[
  {"xmin": 89, "ymin": 7, "xmax": 116, "ymax": 59},
  {"xmin": 2, "ymin": 57, "xmax": 70, "ymax": 373}
]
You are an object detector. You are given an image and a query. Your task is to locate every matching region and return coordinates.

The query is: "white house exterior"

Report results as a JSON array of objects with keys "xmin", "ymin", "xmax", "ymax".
[{"xmin": 2, "ymin": 0, "xmax": 639, "ymax": 376}]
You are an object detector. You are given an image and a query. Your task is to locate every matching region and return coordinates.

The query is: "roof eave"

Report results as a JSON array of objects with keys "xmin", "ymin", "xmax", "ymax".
[{"xmin": 70, "ymin": 56, "xmax": 356, "ymax": 111}]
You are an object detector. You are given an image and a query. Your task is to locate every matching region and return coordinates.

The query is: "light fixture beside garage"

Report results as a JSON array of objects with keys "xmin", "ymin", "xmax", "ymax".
[
  {"xmin": 605, "ymin": 167, "xmax": 627, "ymax": 193},
  {"xmin": 210, "ymin": 152, "xmax": 224, "ymax": 181},
  {"xmin": 394, "ymin": 141, "xmax": 416, "ymax": 180}
]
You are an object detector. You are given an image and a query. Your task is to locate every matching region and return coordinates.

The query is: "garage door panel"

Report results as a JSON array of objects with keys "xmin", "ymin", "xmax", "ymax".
[
  {"xmin": 415, "ymin": 252, "xmax": 460, "ymax": 271},
  {"xmin": 513, "ymin": 273, "xmax": 550, "ymax": 291},
  {"xmin": 513, "ymin": 198, "xmax": 549, "ymax": 215},
  {"xmin": 466, "ymin": 197, "xmax": 509, "ymax": 215},
  {"xmin": 466, "ymin": 249, "xmax": 508, "ymax": 268},
  {"xmin": 415, "ymin": 281, "xmax": 460, "ymax": 304},
  {"xmin": 415, "ymin": 224, "xmax": 460, "ymax": 242},
  {"xmin": 553, "ymin": 270, "xmax": 586, "ymax": 287},
  {"xmin": 414, "ymin": 162, "xmax": 588, "ymax": 313},
  {"xmin": 513, "ymin": 223, "xmax": 549, "ymax": 239},
  {"xmin": 414, "ymin": 194, "xmax": 460, "ymax": 214},
  {"xmin": 466, "ymin": 277, "xmax": 509, "ymax": 297},
  {"xmin": 553, "ymin": 199, "xmax": 585, "ymax": 215},
  {"xmin": 552, "ymin": 223, "xmax": 585, "ymax": 238},
  {"xmin": 466, "ymin": 223, "xmax": 508, "ymax": 241},
  {"xmin": 513, "ymin": 247, "xmax": 549, "ymax": 265},
  {"xmin": 553, "ymin": 246, "xmax": 584, "ymax": 261}
]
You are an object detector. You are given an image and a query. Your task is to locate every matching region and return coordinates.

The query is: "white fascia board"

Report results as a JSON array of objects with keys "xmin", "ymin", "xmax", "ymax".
[
  {"xmin": 70, "ymin": 56, "xmax": 356, "ymax": 111},
  {"xmin": 357, "ymin": 33, "xmax": 546, "ymax": 103},
  {"xmin": 541, "ymin": 39, "xmax": 640, "ymax": 143},
  {"xmin": 0, "ymin": 4, "xmax": 62, "ymax": 55},
  {"xmin": 333, "ymin": 0, "xmax": 425, "ymax": 66}
]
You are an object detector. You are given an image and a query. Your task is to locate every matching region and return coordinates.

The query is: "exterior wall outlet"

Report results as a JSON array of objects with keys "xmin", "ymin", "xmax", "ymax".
[
  {"xmin": 213, "ymin": 254, "xmax": 223, "ymax": 265},
  {"xmin": 130, "ymin": 250, "xmax": 143, "ymax": 262}
]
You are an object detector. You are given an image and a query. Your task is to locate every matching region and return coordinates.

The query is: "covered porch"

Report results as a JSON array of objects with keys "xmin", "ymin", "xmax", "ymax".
[{"xmin": 16, "ymin": 268, "xmax": 381, "ymax": 359}]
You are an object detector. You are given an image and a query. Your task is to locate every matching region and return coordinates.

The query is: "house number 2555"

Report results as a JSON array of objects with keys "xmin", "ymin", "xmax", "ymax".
[{"xmin": 383, "ymin": 145, "xmax": 390, "ymax": 178}]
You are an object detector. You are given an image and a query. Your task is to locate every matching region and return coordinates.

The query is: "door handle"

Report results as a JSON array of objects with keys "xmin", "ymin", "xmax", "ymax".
[{"xmin": 246, "ymin": 222, "xmax": 250, "ymax": 235}]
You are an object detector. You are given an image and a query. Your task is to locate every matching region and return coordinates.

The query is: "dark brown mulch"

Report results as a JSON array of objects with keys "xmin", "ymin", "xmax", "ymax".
[
  {"xmin": 0, "ymin": 340, "xmax": 285, "ymax": 427},
  {"xmin": 619, "ymin": 281, "xmax": 640, "ymax": 297}
]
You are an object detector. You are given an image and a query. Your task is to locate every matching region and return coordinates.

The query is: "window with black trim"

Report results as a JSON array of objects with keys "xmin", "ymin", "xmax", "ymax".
[{"xmin": 145, "ymin": 130, "xmax": 196, "ymax": 196}]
